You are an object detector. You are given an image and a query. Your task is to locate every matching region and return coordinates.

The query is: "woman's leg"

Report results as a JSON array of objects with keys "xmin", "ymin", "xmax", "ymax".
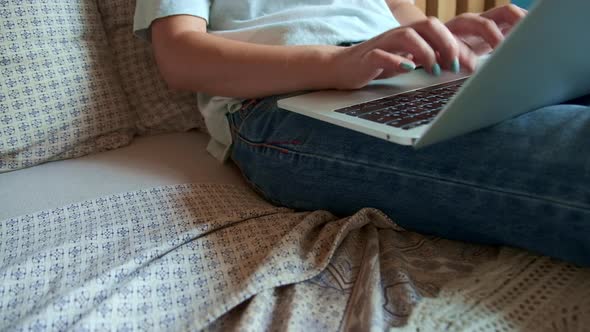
[{"xmin": 228, "ymin": 96, "xmax": 590, "ymax": 266}]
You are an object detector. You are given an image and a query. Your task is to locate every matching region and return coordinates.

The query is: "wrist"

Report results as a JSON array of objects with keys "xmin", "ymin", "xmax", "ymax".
[{"xmin": 305, "ymin": 45, "xmax": 347, "ymax": 90}]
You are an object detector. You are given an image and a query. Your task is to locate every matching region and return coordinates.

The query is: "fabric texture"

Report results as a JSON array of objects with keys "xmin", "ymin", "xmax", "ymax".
[
  {"xmin": 1, "ymin": 183, "xmax": 588, "ymax": 331},
  {"xmin": 0, "ymin": 131, "xmax": 246, "ymax": 220},
  {"xmin": 132, "ymin": 0, "xmax": 401, "ymax": 162},
  {"xmin": 228, "ymin": 95, "xmax": 590, "ymax": 266},
  {"xmin": 0, "ymin": 0, "xmax": 136, "ymax": 172},
  {"xmin": 97, "ymin": 0, "xmax": 206, "ymax": 135},
  {"xmin": 401, "ymin": 251, "xmax": 590, "ymax": 332}
]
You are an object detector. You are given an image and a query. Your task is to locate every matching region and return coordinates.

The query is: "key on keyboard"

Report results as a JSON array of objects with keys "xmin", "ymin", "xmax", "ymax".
[{"xmin": 335, "ymin": 78, "xmax": 467, "ymax": 130}]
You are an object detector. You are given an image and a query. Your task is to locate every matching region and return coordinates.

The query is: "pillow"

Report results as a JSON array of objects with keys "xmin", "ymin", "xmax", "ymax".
[
  {"xmin": 97, "ymin": 0, "xmax": 207, "ymax": 135},
  {"xmin": 0, "ymin": 0, "xmax": 137, "ymax": 172}
]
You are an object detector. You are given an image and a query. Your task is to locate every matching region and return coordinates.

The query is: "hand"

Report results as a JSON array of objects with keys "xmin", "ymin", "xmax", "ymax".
[
  {"xmin": 329, "ymin": 17, "xmax": 461, "ymax": 90},
  {"xmin": 446, "ymin": 4, "xmax": 527, "ymax": 71},
  {"xmin": 328, "ymin": 4, "xmax": 526, "ymax": 90}
]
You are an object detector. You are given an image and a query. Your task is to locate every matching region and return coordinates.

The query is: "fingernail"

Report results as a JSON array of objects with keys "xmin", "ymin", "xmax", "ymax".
[
  {"xmin": 400, "ymin": 62, "xmax": 416, "ymax": 71},
  {"xmin": 451, "ymin": 57, "xmax": 461, "ymax": 74},
  {"xmin": 432, "ymin": 63, "xmax": 441, "ymax": 76}
]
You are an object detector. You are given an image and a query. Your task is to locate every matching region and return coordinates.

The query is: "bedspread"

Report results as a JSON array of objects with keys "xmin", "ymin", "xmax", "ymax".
[{"xmin": 1, "ymin": 184, "xmax": 588, "ymax": 331}]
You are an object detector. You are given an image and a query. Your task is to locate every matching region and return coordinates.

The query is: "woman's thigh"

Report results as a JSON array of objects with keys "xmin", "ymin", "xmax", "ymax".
[{"xmin": 228, "ymin": 96, "xmax": 590, "ymax": 265}]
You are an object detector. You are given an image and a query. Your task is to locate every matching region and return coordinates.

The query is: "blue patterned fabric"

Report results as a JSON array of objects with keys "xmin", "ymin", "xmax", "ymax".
[
  {"xmin": 0, "ymin": 0, "xmax": 136, "ymax": 172},
  {"xmin": 0, "ymin": 184, "xmax": 317, "ymax": 330},
  {"xmin": 1, "ymin": 184, "xmax": 589, "ymax": 331}
]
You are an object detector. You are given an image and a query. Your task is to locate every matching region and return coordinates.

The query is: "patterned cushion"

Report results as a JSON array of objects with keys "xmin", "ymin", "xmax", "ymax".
[
  {"xmin": 0, "ymin": 0, "xmax": 137, "ymax": 172},
  {"xmin": 97, "ymin": 0, "xmax": 207, "ymax": 135}
]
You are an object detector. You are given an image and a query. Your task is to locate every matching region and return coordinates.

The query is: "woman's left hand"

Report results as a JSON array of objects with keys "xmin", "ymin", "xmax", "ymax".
[{"xmin": 445, "ymin": 4, "xmax": 527, "ymax": 72}]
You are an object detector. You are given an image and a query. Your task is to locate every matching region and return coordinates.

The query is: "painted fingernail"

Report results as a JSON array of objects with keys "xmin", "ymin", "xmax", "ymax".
[
  {"xmin": 432, "ymin": 63, "xmax": 441, "ymax": 76},
  {"xmin": 400, "ymin": 62, "xmax": 416, "ymax": 71},
  {"xmin": 451, "ymin": 57, "xmax": 461, "ymax": 74}
]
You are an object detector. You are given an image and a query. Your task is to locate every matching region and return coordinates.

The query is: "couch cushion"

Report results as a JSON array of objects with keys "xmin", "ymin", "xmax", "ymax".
[
  {"xmin": 0, "ymin": 131, "xmax": 248, "ymax": 220},
  {"xmin": 97, "ymin": 0, "xmax": 207, "ymax": 135},
  {"xmin": 0, "ymin": 0, "xmax": 137, "ymax": 172}
]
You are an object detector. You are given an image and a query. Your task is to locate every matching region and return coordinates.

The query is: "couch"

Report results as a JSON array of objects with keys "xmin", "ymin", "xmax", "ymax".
[{"xmin": 1, "ymin": 1, "xmax": 589, "ymax": 331}]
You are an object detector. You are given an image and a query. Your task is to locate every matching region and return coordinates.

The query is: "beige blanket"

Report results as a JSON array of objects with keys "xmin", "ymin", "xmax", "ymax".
[{"xmin": 1, "ymin": 184, "xmax": 588, "ymax": 331}]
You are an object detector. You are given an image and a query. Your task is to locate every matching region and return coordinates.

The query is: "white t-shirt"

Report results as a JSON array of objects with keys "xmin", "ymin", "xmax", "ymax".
[{"xmin": 134, "ymin": 0, "xmax": 400, "ymax": 161}]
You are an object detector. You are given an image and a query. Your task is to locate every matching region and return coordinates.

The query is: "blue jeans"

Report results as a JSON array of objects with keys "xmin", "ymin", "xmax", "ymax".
[{"xmin": 227, "ymin": 95, "xmax": 590, "ymax": 266}]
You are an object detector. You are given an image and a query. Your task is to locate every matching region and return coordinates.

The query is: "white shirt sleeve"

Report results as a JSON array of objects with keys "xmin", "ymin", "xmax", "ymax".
[{"xmin": 133, "ymin": 0, "xmax": 211, "ymax": 41}]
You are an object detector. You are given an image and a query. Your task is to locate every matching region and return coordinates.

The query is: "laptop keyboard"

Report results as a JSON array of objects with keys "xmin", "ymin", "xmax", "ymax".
[{"xmin": 334, "ymin": 78, "xmax": 468, "ymax": 130}]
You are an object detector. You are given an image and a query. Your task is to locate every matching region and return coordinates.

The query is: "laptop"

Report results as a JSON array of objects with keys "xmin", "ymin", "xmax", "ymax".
[{"xmin": 277, "ymin": 0, "xmax": 590, "ymax": 148}]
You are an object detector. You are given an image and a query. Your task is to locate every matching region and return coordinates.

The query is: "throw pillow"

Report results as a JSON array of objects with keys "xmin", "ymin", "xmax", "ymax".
[{"xmin": 0, "ymin": 0, "xmax": 137, "ymax": 172}]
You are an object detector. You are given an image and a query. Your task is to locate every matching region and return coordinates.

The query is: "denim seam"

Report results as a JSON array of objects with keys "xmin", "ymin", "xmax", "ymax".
[
  {"xmin": 230, "ymin": 124, "xmax": 293, "ymax": 154},
  {"xmin": 236, "ymin": 99, "xmax": 261, "ymax": 129},
  {"xmin": 233, "ymin": 134, "xmax": 590, "ymax": 212}
]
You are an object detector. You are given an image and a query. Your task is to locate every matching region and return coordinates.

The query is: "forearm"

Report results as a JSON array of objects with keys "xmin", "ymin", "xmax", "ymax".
[
  {"xmin": 153, "ymin": 30, "xmax": 341, "ymax": 98},
  {"xmin": 387, "ymin": 1, "xmax": 428, "ymax": 25}
]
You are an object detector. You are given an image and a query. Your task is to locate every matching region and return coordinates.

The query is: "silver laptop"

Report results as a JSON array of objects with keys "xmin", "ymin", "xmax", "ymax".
[{"xmin": 278, "ymin": 0, "xmax": 590, "ymax": 148}]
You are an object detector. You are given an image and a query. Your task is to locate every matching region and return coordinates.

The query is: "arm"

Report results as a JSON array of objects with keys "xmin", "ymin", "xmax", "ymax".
[
  {"xmin": 386, "ymin": 0, "xmax": 428, "ymax": 25},
  {"xmin": 152, "ymin": 16, "xmax": 356, "ymax": 97},
  {"xmin": 151, "ymin": 15, "xmax": 449, "ymax": 98},
  {"xmin": 152, "ymin": 15, "xmax": 461, "ymax": 98},
  {"xmin": 151, "ymin": 15, "xmax": 342, "ymax": 98}
]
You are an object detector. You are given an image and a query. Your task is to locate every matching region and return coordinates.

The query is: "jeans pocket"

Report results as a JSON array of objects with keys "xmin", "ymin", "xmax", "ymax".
[
  {"xmin": 238, "ymin": 99, "xmax": 262, "ymax": 121},
  {"xmin": 227, "ymin": 98, "xmax": 262, "ymax": 139}
]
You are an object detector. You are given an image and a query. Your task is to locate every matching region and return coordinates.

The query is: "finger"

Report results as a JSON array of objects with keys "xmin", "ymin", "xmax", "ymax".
[
  {"xmin": 457, "ymin": 41, "xmax": 478, "ymax": 73},
  {"xmin": 394, "ymin": 52, "xmax": 414, "ymax": 61},
  {"xmin": 447, "ymin": 13, "xmax": 504, "ymax": 49},
  {"xmin": 365, "ymin": 49, "xmax": 416, "ymax": 79},
  {"xmin": 411, "ymin": 17, "xmax": 460, "ymax": 73},
  {"xmin": 482, "ymin": 4, "xmax": 527, "ymax": 28},
  {"xmin": 379, "ymin": 27, "xmax": 439, "ymax": 75},
  {"xmin": 459, "ymin": 35, "xmax": 493, "ymax": 56}
]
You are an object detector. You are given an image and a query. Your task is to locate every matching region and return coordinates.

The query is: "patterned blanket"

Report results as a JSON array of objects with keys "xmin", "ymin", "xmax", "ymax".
[{"xmin": 1, "ymin": 184, "xmax": 588, "ymax": 331}]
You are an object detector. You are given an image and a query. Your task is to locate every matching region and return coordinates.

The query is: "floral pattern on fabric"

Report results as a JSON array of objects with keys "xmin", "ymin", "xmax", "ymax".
[
  {"xmin": 0, "ymin": 0, "xmax": 136, "ymax": 172},
  {"xmin": 1, "ymin": 184, "xmax": 589, "ymax": 331}
]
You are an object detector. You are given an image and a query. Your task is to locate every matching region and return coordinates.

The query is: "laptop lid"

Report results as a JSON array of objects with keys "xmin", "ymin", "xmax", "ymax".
[{"xmin": 414, "ymin": 0, "xmax": 590, "ymax": 148}]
